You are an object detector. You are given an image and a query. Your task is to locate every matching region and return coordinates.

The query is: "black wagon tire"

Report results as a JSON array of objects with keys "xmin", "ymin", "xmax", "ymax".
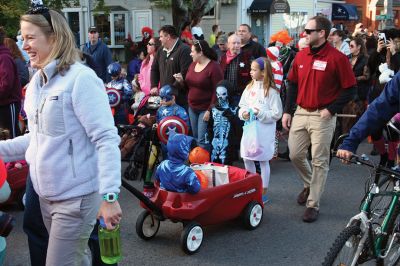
[
  {"xmin": 180, "ymin": 221, "xmax": 203, "ymax": 255},
  {"xmin": 322, "ymin": 225, "xmax": 364, "ymax": 266},
  {"xmin": 135, "ymin": 210, "xmax": 160, "ymax": 240},
  {"xmin": 242, "ymin": 201, "xmax": 263, "ymax": 230}
]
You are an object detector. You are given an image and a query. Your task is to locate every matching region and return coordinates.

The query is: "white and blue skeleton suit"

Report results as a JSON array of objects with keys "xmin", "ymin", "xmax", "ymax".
[{"xmin": 206, "ymin": 80, "xmax": 240, "ymax": 165}]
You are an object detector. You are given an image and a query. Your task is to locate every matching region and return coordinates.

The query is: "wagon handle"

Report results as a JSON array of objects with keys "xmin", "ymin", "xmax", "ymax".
[{"xmin": 121, "ymin": 179, "xmax": 164, "ymax": 218}]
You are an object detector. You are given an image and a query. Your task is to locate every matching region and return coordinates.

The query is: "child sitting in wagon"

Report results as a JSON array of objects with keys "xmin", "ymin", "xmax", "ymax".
[{"xmin": 155, "ymin": 133, "xmax": 200, "ymax": 194}]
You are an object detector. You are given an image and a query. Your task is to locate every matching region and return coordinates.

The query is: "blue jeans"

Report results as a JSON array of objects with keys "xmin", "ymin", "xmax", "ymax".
[
  {"xmin": 188, "ymin": 107, "xmax": 210, "ymax": 151},
  {"xmin": 23, "ymin": 175, "xmax": 116, "ymax": 266}
]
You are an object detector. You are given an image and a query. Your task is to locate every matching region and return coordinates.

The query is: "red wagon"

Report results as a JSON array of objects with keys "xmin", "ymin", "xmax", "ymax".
[
  {"xmin": 131, "ymin": 164, "xmax": 264, "ymax": 254},
  {"xmin": 0, "ymin": 165, "xmax": 28, "ymax": 209}
]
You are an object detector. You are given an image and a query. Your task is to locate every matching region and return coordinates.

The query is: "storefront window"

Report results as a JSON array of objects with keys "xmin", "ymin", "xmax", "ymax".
[
  {"xmin": 283, "ymin": 12, "xmax": 308, "ymax": 43},
  {"xmin": 114, "ymin": 14, "xmax": 126, "ymax": 46},
  {"xmin": 94, "ymin": 14, "xmax": 111, "ymax": 45},
  {"xmin": 93, "ymin": 12, "xmax": 127, "ymax": 47}
]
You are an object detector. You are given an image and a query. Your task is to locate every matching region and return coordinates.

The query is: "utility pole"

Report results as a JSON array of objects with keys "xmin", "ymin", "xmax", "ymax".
[{"xmin": 383, "ymin": 0, "xmax": 394, "ymax": 28}]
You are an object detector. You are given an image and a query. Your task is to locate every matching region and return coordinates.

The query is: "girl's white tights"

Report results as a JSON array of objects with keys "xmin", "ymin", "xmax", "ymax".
[{"xmin": 243, "ymin": 159, "xmax": 270, "ymax": 189}]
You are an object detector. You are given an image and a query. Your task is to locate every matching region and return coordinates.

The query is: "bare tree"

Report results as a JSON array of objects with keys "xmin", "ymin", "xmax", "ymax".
[{"xmin": 151, "ymin": 0, "xmax": 216, "ymax": 33}]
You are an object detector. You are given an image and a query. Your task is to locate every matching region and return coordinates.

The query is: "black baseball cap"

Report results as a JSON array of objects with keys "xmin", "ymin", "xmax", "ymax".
[{"xmin": 88, "ymin": 26, "xmax": 98, "ymax": 32}]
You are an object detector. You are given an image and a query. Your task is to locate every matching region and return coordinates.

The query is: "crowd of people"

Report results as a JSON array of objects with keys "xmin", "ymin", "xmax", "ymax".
[{"xmin": 0, "ymin": 0, "xmax": 400, "ymax": 264}]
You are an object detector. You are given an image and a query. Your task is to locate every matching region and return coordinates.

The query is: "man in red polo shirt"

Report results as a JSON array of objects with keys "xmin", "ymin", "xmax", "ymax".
[{"xmin": 282, "ymin": 16, "xmax": 356, "ymax": 223}]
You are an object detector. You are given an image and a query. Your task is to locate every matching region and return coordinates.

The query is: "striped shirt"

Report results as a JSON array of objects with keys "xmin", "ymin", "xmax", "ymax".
[{"xmin": 271, "ymin": 60, "xmax": 283, "ymax": 91}]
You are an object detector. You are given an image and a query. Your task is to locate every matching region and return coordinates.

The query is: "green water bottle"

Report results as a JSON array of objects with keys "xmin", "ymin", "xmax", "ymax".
[{"xmin": 98, "ymin": 217, "xmax": 122, "ymax": 264}]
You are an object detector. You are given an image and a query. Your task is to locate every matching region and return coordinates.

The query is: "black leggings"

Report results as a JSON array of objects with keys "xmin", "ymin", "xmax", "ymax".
[{"xmin": 0, "ymin": 102, "xmax": 21, "ymax": 138}]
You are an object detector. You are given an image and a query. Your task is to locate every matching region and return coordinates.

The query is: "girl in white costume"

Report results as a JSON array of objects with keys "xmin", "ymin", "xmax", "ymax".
[{"xmin": 238, "ymin": 57, "xmax": 282, "ymax": 202}]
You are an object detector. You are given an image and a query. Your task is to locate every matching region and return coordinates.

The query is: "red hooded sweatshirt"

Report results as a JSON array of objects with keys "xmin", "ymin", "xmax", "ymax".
[{"xmin": 0, "ymin": 45, "xmax": 21, "ymax": 105}]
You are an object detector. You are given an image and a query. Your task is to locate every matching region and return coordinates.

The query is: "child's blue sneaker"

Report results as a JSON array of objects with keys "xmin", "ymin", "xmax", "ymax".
[{"xmin": 262, "ymin": 194, "xmax": 269, "ymax": 204}]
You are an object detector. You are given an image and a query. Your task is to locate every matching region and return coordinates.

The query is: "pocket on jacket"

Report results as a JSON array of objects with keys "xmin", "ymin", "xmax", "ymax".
[{"xmin": 41, "ymin": 93, "xmax": 65, "ymax": 136}]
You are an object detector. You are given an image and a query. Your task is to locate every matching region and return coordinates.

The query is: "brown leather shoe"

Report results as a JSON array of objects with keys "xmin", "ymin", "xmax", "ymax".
[
  {"xmin": 297, "ymin": 187, "xmax": 310, "ymax": 205},
  {"xmin": 302, "ymin": 207, "xmax": 319, "ymax": 223}
]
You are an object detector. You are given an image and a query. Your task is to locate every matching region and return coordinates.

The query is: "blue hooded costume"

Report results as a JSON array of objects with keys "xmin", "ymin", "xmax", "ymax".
[{"xmin": 155, "ymin": 134, "xmax": 200, "ymax": 194}]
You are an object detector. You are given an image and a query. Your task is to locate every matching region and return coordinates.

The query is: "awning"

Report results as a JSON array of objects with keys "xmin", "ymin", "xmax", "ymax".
[
  {"xmin": 247, "ymin": 0, "xmax": 273, "ymax": 14},
  {"xmin": 332, "ymin": 3, "xmax": 359, "ymax": 21}
]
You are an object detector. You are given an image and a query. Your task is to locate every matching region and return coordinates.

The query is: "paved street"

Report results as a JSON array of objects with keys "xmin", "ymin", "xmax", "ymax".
[{"xmin": 5, "ymin": 142, "xmax": 376, "ymax": 266}]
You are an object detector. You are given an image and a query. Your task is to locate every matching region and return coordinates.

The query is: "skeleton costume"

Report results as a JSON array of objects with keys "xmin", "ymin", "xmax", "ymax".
[{"xmin": 207, "ymin": 80, "xmax": 240, "ymax": 165}]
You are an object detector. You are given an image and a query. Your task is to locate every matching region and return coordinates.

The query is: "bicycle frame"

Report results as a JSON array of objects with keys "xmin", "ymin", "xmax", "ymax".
[{"xmin": 346, "ymin": 178, "xmax": 400, "ymax": 264}]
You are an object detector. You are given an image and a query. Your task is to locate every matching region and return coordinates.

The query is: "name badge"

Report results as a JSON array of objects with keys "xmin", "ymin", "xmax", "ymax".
[{"xmin": 312, "ymin": 60, "xmax": 327, "ymax": 71}]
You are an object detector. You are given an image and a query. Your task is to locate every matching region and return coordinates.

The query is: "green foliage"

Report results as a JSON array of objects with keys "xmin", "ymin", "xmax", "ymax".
[
  {"xmin": 0, "ymin": 0, "xmax": 81, "ymax": 38},
  {"xmin": 92, "ymin": 0, "xmax": 110, "ymax": 15},
  {"xmin": 0, "ymin": 0, "xmax": 29, "ymax": 37},
  {"xmin": 44, "ymin": 0, "xmax": 79, "ymax": 11}
]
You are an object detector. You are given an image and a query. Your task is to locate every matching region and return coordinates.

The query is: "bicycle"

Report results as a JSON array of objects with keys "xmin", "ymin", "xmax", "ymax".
[{"xmin": 322, "ymin": 152, "xmax": 400, "ymax": 266}]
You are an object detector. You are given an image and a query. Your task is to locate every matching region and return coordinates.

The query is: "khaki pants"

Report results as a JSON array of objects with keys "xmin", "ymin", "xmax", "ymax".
[
  {"xmin": 39, "ymin": 192, "xmax": 101, "ymax": 266},
  {"xmin": 288, "ymin": 107, "xmax": 336, "ymax": 209}
]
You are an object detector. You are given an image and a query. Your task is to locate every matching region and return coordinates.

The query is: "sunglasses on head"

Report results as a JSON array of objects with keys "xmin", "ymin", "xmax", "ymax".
[
  {"xmin": 193, "ymin": 39, "xmax": 203, "ymax": 51},
  {"xmin": 304, "ymin": 28, "xmax": 322, "ymax": 34},
  {"xmin": 26, "ymin": 5, "xmax": 53, "ymax": 31}
]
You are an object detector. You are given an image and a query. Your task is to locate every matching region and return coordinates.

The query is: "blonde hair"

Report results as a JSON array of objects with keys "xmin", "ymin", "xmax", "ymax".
[
  {"xmin": 20, "ymin": 10, "xmax": 79, "ymax": 74},
  {"xmin": 247, "ymin": 57, "xmax": 278, "ymax": 97}
]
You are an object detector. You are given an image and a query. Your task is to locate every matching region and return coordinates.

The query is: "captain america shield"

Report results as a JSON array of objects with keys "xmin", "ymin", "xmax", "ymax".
[
  {"xmin": 157, "ymin": 116, "xmax": 189, "ymax": 144},
  {"xmin": 106, "ymin": 87, "xmax": 121, "ymax": 108}
]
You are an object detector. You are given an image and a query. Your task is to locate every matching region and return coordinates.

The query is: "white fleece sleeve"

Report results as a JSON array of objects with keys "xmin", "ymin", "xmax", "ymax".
[
  {"xmin": 0, "ymin": 133, "xmax": 30, "ymax": 163},
  {"xmin": 257, "ymin": 89, "xmax": 283, "ymax": 123},
  {"xmin": 71, "ymin": 69, "xmax": 121, "ymax": 195},
  {"xmin": 238, "ymin": 89, "xmax": 250, "ymax": 121}
]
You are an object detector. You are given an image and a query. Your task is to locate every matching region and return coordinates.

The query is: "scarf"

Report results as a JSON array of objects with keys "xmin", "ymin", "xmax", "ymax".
[{"xmin": 225, "ymin": 50, "xmax": 239, "ymax": 64}]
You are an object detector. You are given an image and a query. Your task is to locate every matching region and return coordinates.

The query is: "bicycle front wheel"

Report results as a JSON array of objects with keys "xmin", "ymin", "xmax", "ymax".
[
  {"xmin": 378, "ymin": 201, "xmax": 400, "ymax": 266},
  {"xmin": 322, "ymin": 225, "xmax": 366, "ymax": 266}
]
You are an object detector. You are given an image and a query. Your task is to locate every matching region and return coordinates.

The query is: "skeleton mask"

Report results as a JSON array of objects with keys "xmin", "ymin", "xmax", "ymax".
[{"xmin": 216, "ymin": 86, "xmax": 229, "ymax": 108}]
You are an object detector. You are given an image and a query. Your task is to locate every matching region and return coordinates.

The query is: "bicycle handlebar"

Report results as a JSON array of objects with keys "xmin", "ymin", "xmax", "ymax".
[{"xmin": 334, "ymin": 153, "xmax": 400, "ymax": 178}]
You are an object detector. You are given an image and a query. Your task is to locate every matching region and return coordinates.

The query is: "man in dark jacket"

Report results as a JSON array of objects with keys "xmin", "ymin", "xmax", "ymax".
[
  {"xmin": 237, "ymin": 24, "xmax": 266, "ymax": 59},
  {"xmin": 150, "ymin": 25, "xmax": 192, "ymax": 107},
  {"xmin": 0, "ymin": 27, "xmax": 21, "ymax": 138},
  {"xmin": 82, "ymin": 26, "xmax": 113, "ymax": 83}
]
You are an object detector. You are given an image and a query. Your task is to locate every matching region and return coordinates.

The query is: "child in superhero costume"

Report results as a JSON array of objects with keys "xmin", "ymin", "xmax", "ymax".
[
  {"xmin": 155, "ymin": 133, "xmax": 200, "ymax": 193},
  {"xmin": 156, "ymin": 85, "xmax": 189, "ymax": 159}
]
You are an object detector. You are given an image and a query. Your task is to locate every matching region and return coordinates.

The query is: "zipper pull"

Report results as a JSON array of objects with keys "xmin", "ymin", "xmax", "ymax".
[
  {"xmin": 68, "ymin": 139, "xmax": 73, "ymax": 155},
  {"xmin": 35, "ymin": 109, "xmax": 39, "ymax": 124},
  {"xmin": 40, "ymin": 97, "xmax": 47, "ymax": 113}
]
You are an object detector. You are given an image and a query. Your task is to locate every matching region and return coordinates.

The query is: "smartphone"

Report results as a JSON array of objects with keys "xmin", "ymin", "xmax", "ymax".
[{"xmin": 378, "ymin": 32, "xmax": 387, "ymax": 44}]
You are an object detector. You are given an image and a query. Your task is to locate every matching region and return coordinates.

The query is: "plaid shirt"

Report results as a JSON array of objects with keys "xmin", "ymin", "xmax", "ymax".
[
  {"xmin": 224, "ymin": 56, "xmax": 240, "ymax": 94},
  {"xmin": 220, "ymin": 52, "xmax": 252, "ymax": 97}
]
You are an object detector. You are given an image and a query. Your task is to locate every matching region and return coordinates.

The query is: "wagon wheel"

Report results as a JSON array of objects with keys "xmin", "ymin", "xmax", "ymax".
[
  {"xmin": 180, "ymin": 221, "xmax": 203, "ymax": 255},
  {"xmin": 136, "ymin": 210, "xmax": 160, "ymax": 240},
  {"xmin": 242, "ymin": 201, "xmax": 263, "ymax": 230}
]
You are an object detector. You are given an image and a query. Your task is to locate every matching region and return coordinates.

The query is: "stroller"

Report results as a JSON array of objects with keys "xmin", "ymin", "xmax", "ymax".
[{"xmin": 118, "ymin": 96, "xmax": 161, "ymax": 181}]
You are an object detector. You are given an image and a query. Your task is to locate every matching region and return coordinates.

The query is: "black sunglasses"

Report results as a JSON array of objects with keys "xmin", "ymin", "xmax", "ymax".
[
  {"xmin": 193, "ymin": 39, "xmax": 203, "ymax": 51},
  {"xmin": 26, "ymin": 5, "xmax": 53, "ymax": 31},
  {"xmin": 304, "ymin": 29, "xmax": 322, "ymax": 34},
  {"xmin": 147, "ymin": 42, "xmax": 156, "ymax": 46}
]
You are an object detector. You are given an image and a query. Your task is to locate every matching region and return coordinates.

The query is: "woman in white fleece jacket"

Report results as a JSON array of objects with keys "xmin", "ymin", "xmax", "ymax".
[{"xmin": 0, "ymin": 4, "xmax": 122, "ymax": 265}]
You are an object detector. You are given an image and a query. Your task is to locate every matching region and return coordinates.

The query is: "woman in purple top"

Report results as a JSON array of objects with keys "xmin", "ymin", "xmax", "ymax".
[{"xmin": 174, "ymin": 40, "xmax": 223, "ymax": 151}]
